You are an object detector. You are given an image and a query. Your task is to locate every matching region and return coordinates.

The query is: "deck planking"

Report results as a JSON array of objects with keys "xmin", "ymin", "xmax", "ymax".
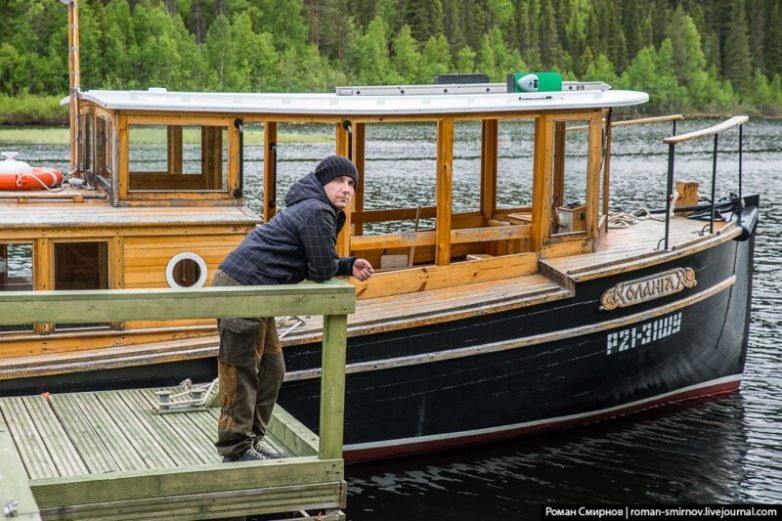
[{"xmin": 0, "ymin": 388, "xmax": 289, "ymax": 481}]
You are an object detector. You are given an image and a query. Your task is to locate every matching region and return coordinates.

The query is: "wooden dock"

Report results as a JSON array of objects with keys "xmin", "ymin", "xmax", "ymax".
[{"xmin": 0, "ymin": 281, "xmax": 355, "ymax": 520}]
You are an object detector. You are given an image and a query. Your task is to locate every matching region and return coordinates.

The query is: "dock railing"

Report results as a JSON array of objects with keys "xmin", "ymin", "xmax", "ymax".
[
  {"xmin": 0, "ymin": 280, "xmax": 355, "ymax": 520},
  {"xmin": 660, "ymin": 115, "xmax": 748, "ymax": 250}
]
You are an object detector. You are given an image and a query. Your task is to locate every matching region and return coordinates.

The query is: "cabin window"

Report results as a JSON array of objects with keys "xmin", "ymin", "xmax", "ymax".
[
  {"xmin": 551, "ymin": 119, "xmax": 590, "ymax": 236},
  {"xmin": 496, "ymin": 121, "xmax": 534, "ymax": 211},
  {"xmin": 94, "ymin": 115, "xmax": 113, "ymax": 186},
  {"xmin": 0, "ymin": 243, "xmax": 34, "ymax": 332},
  {"xmin": 54, "ymin": 241, "xmax": 109, "ymax": 330},
  {"xmin": 128, "ymin": 124, "xmax": 228, "ymax": 191},
  {"xmin": 79, "ymin": 109, "xmax": 92, "ymax": 174}
]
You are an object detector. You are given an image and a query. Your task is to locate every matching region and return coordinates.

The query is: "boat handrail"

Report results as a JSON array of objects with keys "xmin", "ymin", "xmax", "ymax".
[
  {"xmin": 659, "ymin": 115, "xmax": 748, "ymax": 251},
  {"xmin": 568, "ymin": 114, "xmax": 684, "ymax": 132},
  {"xmin": 662, "ymin": 115, "xmax": 748, "ymax": 145}
]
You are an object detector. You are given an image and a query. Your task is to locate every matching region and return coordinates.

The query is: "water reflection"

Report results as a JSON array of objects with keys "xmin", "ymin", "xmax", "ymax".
[{"xmin": 347, "ymin": 396, "xmax": 755, "ymax": 519}]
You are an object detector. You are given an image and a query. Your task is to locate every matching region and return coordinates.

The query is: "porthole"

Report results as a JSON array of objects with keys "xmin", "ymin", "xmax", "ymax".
[{"xmin": 166, "ymin": 252, "xmax": 208, "ymax": 289}]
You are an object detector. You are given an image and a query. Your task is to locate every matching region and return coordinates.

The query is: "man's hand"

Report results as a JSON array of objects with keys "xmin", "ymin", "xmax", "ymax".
[{"xmin": 352, "ymin": 258, "xmax": 375, "ymax": 281}]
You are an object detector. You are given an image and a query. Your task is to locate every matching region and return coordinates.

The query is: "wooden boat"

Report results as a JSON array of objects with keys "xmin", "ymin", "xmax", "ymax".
[{"xmin": 0, "ymin": 3, "xmax": 758, "ymax": 463}]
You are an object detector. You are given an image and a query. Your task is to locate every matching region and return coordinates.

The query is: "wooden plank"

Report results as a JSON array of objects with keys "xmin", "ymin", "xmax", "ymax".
[
  {"xmin": 663, "ymin": 115, "xmax": 748, "ymax": 145},
  {"xmin": 568, "ymin": 114, "xmax": 684, "ymax": 132},
  {"xmin": 553, "ymin": 121, "xmax": 566, "ymax": 208},
  {"xmin": 166, "ymin": 126, "xmax": 183, "ymax": 175},
  {"xmin": 130, "ymin": 389, "xmax": 217, "ymax": 463},
  {"xmin": 0, "ymin": 421, "xmax": 41, "ymax": 520},
  {"xmin": 480, "ymin": 119, "xmax": 498, "ymax": 226},
  {"xmin": 352, "ymin": 252, "xmax": 538, "ymax": 299},
  {"xmin": 19, "ymin": 396, "xmax": 87, "ymax": 478},
  {"xmin": 117, "ymin": 114, "xmax": 128, "ymax": 203},
  {"xmin": 117, "ymin": 389, "xmax": 213, "ymax": 466},
  {"xmin": 531, "ymin": 115, "xmax": 554, "ymax": 251},
  {"xmin": 602, "ymin": 109, "xmax": 612, "ymax": 233},
  {"xmin": 264, "ymin": 120, "xmax": 277, "ymax": 222},
  {"xmin": 0, "ymin": 281, "xmax": 356, "ymax": 325},
  {"xmin": 0, "ymin": 398, "xmax": 58, "ymax": 480},
  {"xmin": 335, "ymin": 123, "xmax": 352, "ymax": 257},
  {"xmin": 353, "ymin": 121, "xmax": 365, "ymax": 236},
  {"xmin": 435, "ymin": 118, "xmax": 454, "ymax": 265},
  {"xmin": 585, "ymin": 110, "xmax": 602, "ymax": 250},
  {"xmin": 36, "ymin": 481, "xmax": 343, "ymax": 521},
  {"xmin": 47, "ymin": 394, "xmax": 120, "ymax": 474},
  {"xmin": 94, "ymin": 391, "xmax": 177, "ymax": 469},
  {"xmin": 31, "ymin": 457, "xmax": 344, "ymax": 507},
  {"xmin": 319, "ymin": 314, "xmax": 347, "ymax": 460},
  {"xmin": 269, "ymin": 406, "xmax": 319, "ymax": 457},
  {"xmin": 56, "ymin": 392, "xmax": 147, "ymax": 472}
]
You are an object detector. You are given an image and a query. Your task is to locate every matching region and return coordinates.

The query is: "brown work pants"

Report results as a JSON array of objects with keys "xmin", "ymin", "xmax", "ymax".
[{"xmin": 212, "ymin": 270, "xmax": 285, "ymax": 459}]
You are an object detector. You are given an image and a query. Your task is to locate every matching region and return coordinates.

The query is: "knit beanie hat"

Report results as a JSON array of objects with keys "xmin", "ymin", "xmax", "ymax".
[{"xmin": 314, "ymin": 155, "xmax": 359, "ymax": 186}]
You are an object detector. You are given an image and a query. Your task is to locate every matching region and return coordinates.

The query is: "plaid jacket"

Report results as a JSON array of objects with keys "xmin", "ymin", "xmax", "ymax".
[{"xmin": 219, "ymin": 172, "xmax": 356, "ymax": 285}]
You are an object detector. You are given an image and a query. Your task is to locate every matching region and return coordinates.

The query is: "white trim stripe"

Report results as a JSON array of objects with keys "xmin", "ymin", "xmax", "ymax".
[{"xmin": 284, "ymin": 275, "xmax": 735, "ymax": 382}]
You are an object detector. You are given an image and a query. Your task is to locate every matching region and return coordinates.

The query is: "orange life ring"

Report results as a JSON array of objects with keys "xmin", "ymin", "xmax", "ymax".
[{"xmin": 0, "ymin": 167, "xmax": 64, "ymax": 191}]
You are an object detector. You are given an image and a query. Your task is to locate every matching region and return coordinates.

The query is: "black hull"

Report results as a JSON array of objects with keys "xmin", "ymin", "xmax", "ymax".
[
  {"xmin": 1, "ymin": 228, "xmax": 755, "ymax": 463},
  {"xmin": 279, "ymin": 232, "xmax": 755, "ymax": 462}
]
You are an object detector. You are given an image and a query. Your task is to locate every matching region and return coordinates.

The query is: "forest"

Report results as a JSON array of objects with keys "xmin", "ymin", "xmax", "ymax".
[{"xmin": 1, "ymin": 0, "xmax": 781, "ymax": 124}]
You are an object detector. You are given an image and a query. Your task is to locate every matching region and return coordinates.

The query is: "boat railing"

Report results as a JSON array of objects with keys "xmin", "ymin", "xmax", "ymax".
[
  {"xmin": 660, "ymin": 115, "xmax": 748, "ymax": 250},
  {"xmin": 0, "ymin": 280, "xmax": 355, "ymax": 462},
  {"xmin": 567, "ymin": 114, "xmax": 684, "ymax": 132}
]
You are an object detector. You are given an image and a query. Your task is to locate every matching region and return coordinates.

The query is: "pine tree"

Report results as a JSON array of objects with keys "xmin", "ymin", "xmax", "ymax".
[
  {"xmin": 722, "ymin": 0, "xmax": 753, "ymax": 94},
  {"xmin": 392, "ymin": 24, "xmax": 421, "ymax": 82}
]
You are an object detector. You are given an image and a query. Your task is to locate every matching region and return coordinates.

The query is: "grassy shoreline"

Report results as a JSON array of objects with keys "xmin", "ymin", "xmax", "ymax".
[{"xmin": 0, "ymin": 126, "xmax": 333, "ymax": 145}]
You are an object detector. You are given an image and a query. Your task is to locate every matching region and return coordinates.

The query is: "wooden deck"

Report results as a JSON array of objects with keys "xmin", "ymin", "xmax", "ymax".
[
  {"xmin": 0, "ymin": 282, "xmax": 354, "ymax": 520},
  {"xmin": 0, "ymin": 387, "xmax": 342, "ymax": 520}
]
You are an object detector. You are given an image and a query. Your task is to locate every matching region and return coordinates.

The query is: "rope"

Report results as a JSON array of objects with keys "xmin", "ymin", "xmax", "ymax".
[
  {"xmin": 16, "ymin": 169, "xmax": 63, "ymax": 192},
  {"xmin": 607, "ymin": 192, "xmax": 678, "ymax": 229}
]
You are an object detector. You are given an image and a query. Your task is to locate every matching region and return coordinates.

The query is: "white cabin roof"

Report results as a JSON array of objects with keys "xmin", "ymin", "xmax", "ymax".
[{"xmin": 74, "ymin": 88, "xmax": 649, "ymax": 115}]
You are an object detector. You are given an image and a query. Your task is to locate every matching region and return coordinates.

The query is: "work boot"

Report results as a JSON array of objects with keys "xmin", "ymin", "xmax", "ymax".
[
  {"xmin": 253, "ymin": 439, "xmax": 285, "ymax": 459},
  {"xmin": 222, "ymin": 447, "xmax": 268, "ymax": 463}
]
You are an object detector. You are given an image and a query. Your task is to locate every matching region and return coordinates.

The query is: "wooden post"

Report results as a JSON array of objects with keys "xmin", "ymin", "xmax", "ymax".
[
  {"xmin": 263, "ymin": 121, "xmax": 277, "ymax": 222},
  {"xmin": 585, "ymin": 110, "xmax": 602, "ymax": 250},
  {"xmin": 353, "ymin": 122, "xmax": 365, "ymax": 236},
  {"xmin": 318, "ymin": 314, "xmax": 348, "ymax": 461},
  {"xmin": 480, "ymin": 119, "xmax": 498, "ymax": 226},
  {"xmin": 553, "ymin": 121, "xmax": 566, "ymax": 209},
  {"xmin": 117, "ymin": 115, "xmax": 128, "ymax": 203},
  {"xmin": 335, "ymin": 123, "xmax": 352, "ymax": 256},
  {"xmin": 531, "ymin": 115, "xmax": 554, "ymax": 252},
  {"xmin": 167, "ymin": 126, "xmax": 183, "ymax": 175},
  {"xmin": 676, "ymin": 180, "xmax": 700, "ymax": 209},
  {"xmin": 67, "ymin": 0, "xmax": 80, "ymax": 175},
  {"xmin": 435, "ymin": 118, "xmax": 454, "ymax": 266},
  {"xmin": 33, "ymin": 238, "xmax": 54, "ymax": 335},
  {"xmin": 602, "ymin": 109, "xmax": 613, "ymax": 233}
]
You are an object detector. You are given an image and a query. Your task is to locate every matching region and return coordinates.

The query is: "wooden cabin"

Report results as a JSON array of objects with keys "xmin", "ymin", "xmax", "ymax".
[{"xmin": 0, "ymin": 86, "xmax": 651, "ymax": 382}]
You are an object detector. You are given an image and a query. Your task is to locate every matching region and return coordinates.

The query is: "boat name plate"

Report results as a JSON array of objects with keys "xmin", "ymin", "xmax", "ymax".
[{"xmin": 600, "ymin": 267, "xmax": 697, "ymax": 311}]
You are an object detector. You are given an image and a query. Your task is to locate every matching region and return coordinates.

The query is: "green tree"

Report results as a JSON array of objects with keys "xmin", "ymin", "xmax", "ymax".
[
  {"xmin": 352, "ymin": 17, "xmax": 395, "ymax": 84},
  {"xmin": 404, "ymin": 0, "xmax": 444, "ymax": 42},
  {"xmin": 418, "ymin": 34, "xmax": 451, "ymax": 83},
  {"xmin": 665, "ymin": 6, "xmax": 706, "ymax": 87},
  {"xmin": 722, "ymin": 0, "xmax": 752, "ymax": 94},
  {"xmin": 392, "ymin": 25, "xmax": 422, "ymax": 82},
  {"xmin": 455, "ymin": 46, "xmax": 476, "ymax": 74}
]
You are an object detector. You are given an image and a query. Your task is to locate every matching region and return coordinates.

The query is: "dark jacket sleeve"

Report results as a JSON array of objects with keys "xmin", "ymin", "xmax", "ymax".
[{"xmin": 299, "ymin": 207, "xmax": 355, "ymax": 282}]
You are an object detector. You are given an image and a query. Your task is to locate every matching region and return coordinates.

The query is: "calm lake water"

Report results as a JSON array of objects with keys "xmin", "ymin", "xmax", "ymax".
[{"xmin": 4, "ymin": 117, "xmax": 781, "ymax": 518}]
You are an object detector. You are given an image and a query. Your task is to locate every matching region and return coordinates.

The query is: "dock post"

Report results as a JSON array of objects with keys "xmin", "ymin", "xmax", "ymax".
[{"xmin": 319, "ymin": 314, "xmax": 348, "ymax": 460}]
